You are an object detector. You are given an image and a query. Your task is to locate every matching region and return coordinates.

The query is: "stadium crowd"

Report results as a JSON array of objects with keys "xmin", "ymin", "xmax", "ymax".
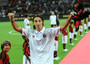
[{"xmin": 0, "ymin": 0, "xmax": 89, "ymax": 17}]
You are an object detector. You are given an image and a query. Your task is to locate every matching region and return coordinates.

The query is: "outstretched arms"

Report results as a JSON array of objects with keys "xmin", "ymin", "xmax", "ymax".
[
  {"xmin": 60, "ymin": 12, "xmax": 74, "ymax": 31},
  {"xmin": 8, "ymin": 13, "xmax": 22, "ymax": 33}
]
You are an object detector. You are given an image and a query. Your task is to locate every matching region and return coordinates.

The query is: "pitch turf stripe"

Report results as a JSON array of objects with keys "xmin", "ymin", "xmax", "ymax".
[
  {"xmin": 59, "ymin": 31, "xmax": 90, "ymax": 64},
  {"xmin": 8, "ymin": 30, "xmax": 21, "ymax": 35}
]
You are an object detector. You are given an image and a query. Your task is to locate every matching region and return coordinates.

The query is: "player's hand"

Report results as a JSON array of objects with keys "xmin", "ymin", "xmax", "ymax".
[
  {"xmin": 8, "ymin": 13, "xmax": 15, "ymax": 20},
  {"xmin": 70, "ymin": 12, "xmax": 74, "ymax": 16}
]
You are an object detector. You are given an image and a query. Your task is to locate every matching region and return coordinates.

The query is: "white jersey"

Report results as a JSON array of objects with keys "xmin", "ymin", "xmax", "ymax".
[
  {"xmin": 23, "ymin": 55, "xmax": 30, "ymax": 64},
  {"xmin": 24, "ymin": 18, "xmax": 31, "ymax": 28},
  {"xmin": 50, "ymin": 15, "xmax": 56, "ymax": 25},
  {"xmin": 22, "ymin": 26, "xmax": 60, "ymax": 64}
]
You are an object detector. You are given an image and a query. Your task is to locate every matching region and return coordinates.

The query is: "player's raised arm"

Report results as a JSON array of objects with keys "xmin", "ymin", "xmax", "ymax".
[
  {"xmin": 8, "ymin": 13, "xmax": 22, "ymax": 33},
  {"xmin": 60, "ymin": 12, "xmax": 74, "ymax": 31}
]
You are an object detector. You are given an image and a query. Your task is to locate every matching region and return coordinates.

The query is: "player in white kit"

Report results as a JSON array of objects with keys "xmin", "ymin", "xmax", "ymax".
[
  {"xmin": 88, "ymin": 15, "xmax": 90, "ymax": 30},
  {"xmin": 84, "ymin": 18, "xmax": 87, "ymax": 33},
  {"xmin": 79, "ymin": 21, "xmax": 83, "ymax": 36},
  {"xmin": 50, "ymin": 12, "xmax": 57, "ymax": 27},
  {"xmin": 24, "ymin": 14, "xmax": 31, "ymax": 28},
  {"xmin": 8, "ymin": 12, "xmax": 74, "ymax": 64}
]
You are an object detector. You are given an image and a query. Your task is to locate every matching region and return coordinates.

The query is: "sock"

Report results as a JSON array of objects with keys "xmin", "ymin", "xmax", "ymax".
[
  {"xmin": 85, "ymin": 30, "xmax": 86, "ymax": 32},
  {"xmin": 74, "ymin": 34, "xmax": 76, "ymax": 39},
  {"xmin": 70, "ymin": 38, "xmax": 72, "ymax": 44},
  {"xmin": 54, "ymin": 51, "xmax": 57, "ymax": 58},
  {"xmin": 80, "ymin": 32, "xmax": 82, "ymax": 35},
  {"xmin": 63, "ymin": 44, "xmax": 66, "ymax": 49},
  {"xmin": 88, "ymin": 27, "xmax": 90, "ymax": 30}
]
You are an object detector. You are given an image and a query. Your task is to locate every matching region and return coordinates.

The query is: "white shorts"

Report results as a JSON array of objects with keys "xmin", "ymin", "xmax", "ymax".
[
  {"xmin": 88, "ymin": 22, "xmax": 90, "ymax": 27},
  {"xmin": 69, "ymin": 32, "xmax": 73, "ymax": 39},
  {"xmin": 23, "ymin": 55, "xmax": 30, "ymax": 64},
  {"xmin": 54, "ymin": 40, "xmax": 58, "ymax": 51},
  {"xmin": 84, "ymin": 24, "xmax": 87, "ymax": 29},
  {"xmin": 79, "ymin": 26, "xmax": 83, "ymax": 32},
  {"xmin": 62, "ymin": 35, "xmax": 68, "ymax": 44},
  {"xmin": 73, "ymin": 28, "xmax": 75, "ymax": 34}
]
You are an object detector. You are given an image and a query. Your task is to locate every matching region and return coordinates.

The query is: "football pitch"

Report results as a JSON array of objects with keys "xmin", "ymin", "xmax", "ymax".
[{"xmin": 0, "ymin": 19, "xmax": 89, "ymax": 64}]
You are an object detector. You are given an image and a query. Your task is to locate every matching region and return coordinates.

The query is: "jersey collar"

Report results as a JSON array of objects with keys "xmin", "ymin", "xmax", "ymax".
[{"xmin": 35, "ymin": 27, "xmax": 45, "ymax": 33}]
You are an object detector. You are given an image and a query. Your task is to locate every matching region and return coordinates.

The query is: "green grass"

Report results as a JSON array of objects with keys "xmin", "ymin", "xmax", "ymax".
[{"xmin": 0, "ymin": 19, "xmax": 89, "ymax": 64}]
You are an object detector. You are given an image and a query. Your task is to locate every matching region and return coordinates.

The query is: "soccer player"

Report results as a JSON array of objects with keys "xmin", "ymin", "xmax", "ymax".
[
  {"xmin": 62, "ymin": 28, "xmax": 68, "ymax": 51},
  {"xmin": 8, "ymin": 12, "xmax": 74, "ymax": 64},
  {"xmin": 54, "ymin": 35, "xmax": 60, "ymax": 60},
  {"xmin": 73, "ymin": 21, "xmax": 79, "ymax": 40},
  {"xmin": 0, "ymin": 40, "xmax": 11, "ymax": 64},
  {"xmin": 84, "ymin": 18, "xmax": 87, "ymax": 33},
  {"xmin": 79, "ymin": 21, "xmax": 83, "ymax": 36},
  {"xmin": 56, "ymin": 14, "xmax": 60, "ymax": 26},
  {"xmin": 53, "ymin": 25, "xmax": 60, "ymax": 60},
  {"xmin": 88, "ymin": 15, "xmax": 90, "ymax": 30},
  {"xmin": 50, "ymin": 12, "xmax": 57, "ymax": 27},
  {"xmin": 24, "ymin": 14, "xmax": 31, "ymax": 28},
  {"xmin": 69, "ymin": 21, "xmax": 74, "ymax": 45},
  {"xmin": 22, "ymin": 35, "xmax": 30, "ymax": 64}
]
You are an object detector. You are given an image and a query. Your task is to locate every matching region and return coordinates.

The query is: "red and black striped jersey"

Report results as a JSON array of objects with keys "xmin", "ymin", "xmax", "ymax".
[
  {"xmin": 88, "ymin": 18, "xmax": 90, "ymax": 22},
  {"xmin": 84, "ymin": 19, "xmax": 87, "ymax": 24},
  {"xmin": 79, "ymin": 21, "xmax": 82, "ymax": 25},
  {"xmin": 23, "ymin": 41, "xmax": 30, "ymax": 56},
  {"xmin": 0, "ymin": 51, "xmax": 10, "ymax": 64},
  {"xmin": 62, "ymin": 29, "xmax": 68, "ymax": 35},
  {"xmin": 69, "ymin": 25, "xmax": 73, "ymax": 33},
  {"xmin": 55, "ymin": 36, "xmax": 58, "ymax": 41}
]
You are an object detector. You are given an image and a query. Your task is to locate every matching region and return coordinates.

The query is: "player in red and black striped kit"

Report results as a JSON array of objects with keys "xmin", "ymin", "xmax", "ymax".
[
  {"xmin": 54, "ymin": 35, "xmax": 60, "ymax": 60},
  {"xmin": 22, "ymin": 35, "xmax": 30, "ymax": 64},
  {"xmin": 0, "ymin": 40, "xmax": 11, "ymax": 64},
  {"xmin": 69, "ymin": 21, "xmax": 74, "ymax": 45},
  {"xmin": 62, "ymin": 28, "xmax": 68, "ymax": 51}
]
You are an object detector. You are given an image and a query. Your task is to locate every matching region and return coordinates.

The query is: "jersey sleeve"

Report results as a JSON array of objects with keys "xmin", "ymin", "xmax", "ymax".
[
  {"xmin": 22, "ymin": 28, "xmax": 31, "ymax": 39},
  {"xmin": 49, "ymin": 26, "xmax": 60, "ymax": 36}
]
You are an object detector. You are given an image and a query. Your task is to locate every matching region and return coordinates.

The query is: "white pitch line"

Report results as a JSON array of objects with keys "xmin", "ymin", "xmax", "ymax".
[{"xmin": 9, "ymin": 30, "xmax": 21, "ymax": 35}]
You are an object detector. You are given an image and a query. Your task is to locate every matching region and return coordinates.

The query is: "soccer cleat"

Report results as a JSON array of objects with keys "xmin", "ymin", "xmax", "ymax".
[
  {"xmin": 63, "ymin": 49, "xmax": 68, "ymax": 52},
  {"xmin": 80, "ymin": 35, "xmax": 83, "ymax": 36},
  {"xmin": 85, "ymin": 32, "xmax": 88, "ymax": 33},
  {"xmin": 70, "ymin": 43, "xmax": 74, "ymax": 45},
  {"xmin": 74, "ymin": 38, "xmax": 78, "ymax": 40},
  {"xmin": 54, "ymin": 57, "xmax": 60, "ymax": 60}
]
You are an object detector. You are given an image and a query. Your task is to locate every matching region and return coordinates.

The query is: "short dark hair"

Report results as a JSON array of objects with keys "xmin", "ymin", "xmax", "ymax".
[
  {"xmin": 1, "ymin": 40, "xmax": 11, "ymax": 50},
  {"xmin": 70, "ymin": 21, "xmax": 74, "ymax": 24},
  {"xmin": 33, "ymin": 15, "xmax": 44, "ymax": 29},
  {"xmin": 25, "ymin": 14, "xmax": 29, "ymax": 18}
]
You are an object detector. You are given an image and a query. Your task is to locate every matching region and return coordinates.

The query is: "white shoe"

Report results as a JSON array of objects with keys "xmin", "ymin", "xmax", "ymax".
[
  {"xmin": 74, "ymin": 38, "xmax": 78, "ymax": 40},
  {"xmin": 85, "ymin": 32, "xmax": 88, "ymax": 33},
  {"xmin": 63, "ymin": 49, "xmax": 68, "ymax": 51},
  {"xmin": 80, "ymin": 35, "xmax": 83, "ymax": 36},
  {"xmin": 54, "ymin": 57, "xmax": 60, "ymax": 60},
  {"xmin": 70, "ymin": 43, "xmax": 74, "ymax": 45}
]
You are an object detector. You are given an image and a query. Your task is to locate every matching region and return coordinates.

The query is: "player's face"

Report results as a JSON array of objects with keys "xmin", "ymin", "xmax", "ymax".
[
  {"xmin": 33, "ymin": 17, "xmax": 43, "ymax": 29},
  {"xmin": 3, "ymin": 44, "xmax": 11, "ymax": 53},
  {"xmin": 52, "ymin": 12, "xmax": 54, "ymax": 15}
]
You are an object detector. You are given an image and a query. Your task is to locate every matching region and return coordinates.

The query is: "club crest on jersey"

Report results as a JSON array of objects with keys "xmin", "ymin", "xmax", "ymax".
[
  {"xmin": 33, "ymin": 35, "xmax": 35, "ymax": 38},
  {"xmin": 43, "ymin": 34, "xmax": 46, "ymax": 38}
]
